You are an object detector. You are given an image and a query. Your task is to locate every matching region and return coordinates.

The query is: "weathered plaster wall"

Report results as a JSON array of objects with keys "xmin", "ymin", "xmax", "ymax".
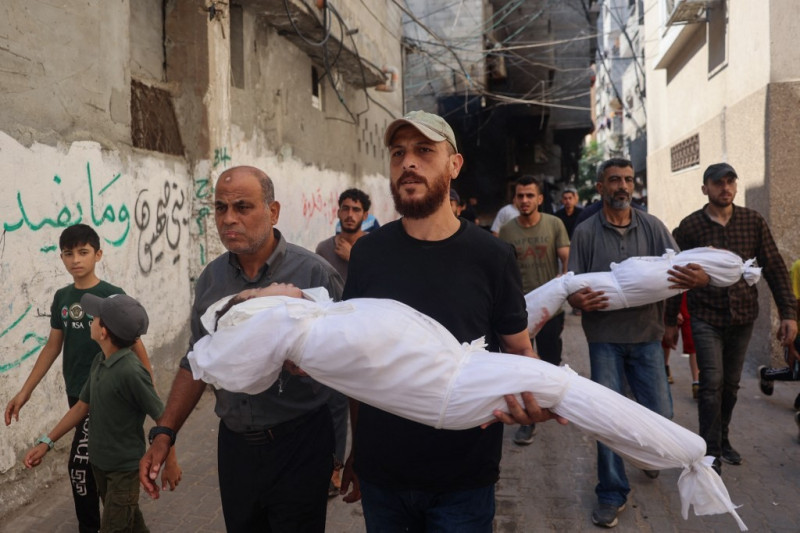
[
  {"xmin": 0, "ymin": 0, "xmax": 402, "ymax": 517},
  {"xmin": 0, "ymin": 1, "xmax": 131, "ymax": 148},
  {"xmin": 0, "ymin": 133, "xmax": 193, "ymax": 509}
]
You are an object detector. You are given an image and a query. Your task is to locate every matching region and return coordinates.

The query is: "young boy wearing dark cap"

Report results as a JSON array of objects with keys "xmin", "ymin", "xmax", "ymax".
[
  {"xmin": 24, "ymin": 293, "xmax": 170, "ymax": 533},
  {"xmin": 5, "ymin": 224, "xmax": 169, "ymax": 532}
]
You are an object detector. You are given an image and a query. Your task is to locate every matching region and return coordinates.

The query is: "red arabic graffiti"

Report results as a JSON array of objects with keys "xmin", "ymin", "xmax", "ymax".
[{"xmin": 301, "ymin": 188, "xmax": 338, "ymax": 224}]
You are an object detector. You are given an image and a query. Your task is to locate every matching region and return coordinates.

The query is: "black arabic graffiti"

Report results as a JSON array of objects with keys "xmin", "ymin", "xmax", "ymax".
[{"xmin": 134, "ymin": 181, "xmax": 188, "ymax": 274}]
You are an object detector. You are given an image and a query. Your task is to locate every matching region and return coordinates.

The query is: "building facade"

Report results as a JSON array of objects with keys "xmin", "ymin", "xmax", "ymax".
[{"xmin": 645, "ymin": 0, "xmax": 800, "ymax": 359}]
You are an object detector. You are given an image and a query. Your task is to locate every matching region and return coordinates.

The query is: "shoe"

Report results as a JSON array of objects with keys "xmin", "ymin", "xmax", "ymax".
[
  {"xmin": 721, "ymin": 443, "xmax": 742, "ymax": 465},
  {"xmin": 572, "ymin": 308, "xmax": 582, "ymax": 316},
  {"xmin": 666, "ymin": 365, "xmax": 674, "ymax": 384},
  {"xmin": 591, "ymin": 502, "xmax": 626, "ymax": 528},
  {"xmin": 711, "ymin": 457, "xmax": 722, "ymax": 475},
  {"xmin": 794, "ymin": 393, "xmax": 800, "ymax": 411},
  {"xmin": 758, "ymin": 365, "xmax": 774, "ymax": 395},
  {"xmin": 513, "ymin": 424, "xmax": 536, "ymax": 445},
  {"xmin": 691, "ymin": 382, "xmax": 699, "ymax": 400},
  {"xmin": 642, "ymin": 469, "xmax": 659, "ymax": 479}
]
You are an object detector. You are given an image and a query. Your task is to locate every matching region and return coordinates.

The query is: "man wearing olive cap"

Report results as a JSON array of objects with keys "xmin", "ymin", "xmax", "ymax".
[
  {"xmin": 672, "ymin": 162, "xmax": 797, "ymax": 473},
  {"xmin": 340, "ymin": 110, "xmax": 566, "ymax": 531}
]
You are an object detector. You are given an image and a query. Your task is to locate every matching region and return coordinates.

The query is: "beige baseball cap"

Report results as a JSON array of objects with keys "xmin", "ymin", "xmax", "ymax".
[{"xmin": 384, "ymin": 110, "xmax": 458, "ymax": 153}]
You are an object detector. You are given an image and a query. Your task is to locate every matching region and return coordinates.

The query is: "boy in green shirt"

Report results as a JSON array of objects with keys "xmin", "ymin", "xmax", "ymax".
[
  {"xmin": 25, "ymin": 293, "xmax": 167, "ymax": 532},
  {"xmin": 5, "ymin": 224, "xmax": 177, "ymax": 532}
]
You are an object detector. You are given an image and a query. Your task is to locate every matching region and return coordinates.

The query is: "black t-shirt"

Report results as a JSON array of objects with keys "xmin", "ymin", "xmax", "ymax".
[{"xmin": 343, "ymin": 219, "xmax": 527, "ymax": 491}]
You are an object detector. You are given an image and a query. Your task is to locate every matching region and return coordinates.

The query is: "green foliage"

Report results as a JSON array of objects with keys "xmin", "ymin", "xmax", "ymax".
[{"xmin": 577, "ymin": 140, "xmax": 603, "ymax": 203}]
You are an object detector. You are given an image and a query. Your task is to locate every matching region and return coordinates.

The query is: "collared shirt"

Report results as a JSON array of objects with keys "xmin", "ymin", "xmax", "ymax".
[
  {"xmin": 672, "ymin": 204, "xmax": 796, "ymax": 327},
  {"xmin": 80, "ymin": 348, "xmax": 164, "ymax": 472},
  {"xmin": 179, "ymin": 229, "xmax": 344, "ymax": 432},
  {"xmin": 568, "ymin": 208, "xmax": 678, "ymax": 343}
]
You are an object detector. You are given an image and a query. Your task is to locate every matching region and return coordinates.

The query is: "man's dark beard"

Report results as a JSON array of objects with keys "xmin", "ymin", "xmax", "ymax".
[
  {"xmin": 390, "ymin": 172, "xmax": 449, "ymax": 219},
  {"xmin": 340, "ymin": 222, "xmax": 360, "ymax": 234}
]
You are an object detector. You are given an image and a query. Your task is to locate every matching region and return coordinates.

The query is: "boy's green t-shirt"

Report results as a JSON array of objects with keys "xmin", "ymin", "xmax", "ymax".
[
  {"xmin": 79, "ymin": 348, "xmax": 164, "ymax": 472},
  {"xmin": 50, "ymin": 281, "xmax": 125, "ymax": 397}
]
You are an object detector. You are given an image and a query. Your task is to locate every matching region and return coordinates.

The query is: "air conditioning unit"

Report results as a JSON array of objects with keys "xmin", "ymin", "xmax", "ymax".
[{"xmin": 666, "ymin": 0, "xmax": 717, "ymax": 26}]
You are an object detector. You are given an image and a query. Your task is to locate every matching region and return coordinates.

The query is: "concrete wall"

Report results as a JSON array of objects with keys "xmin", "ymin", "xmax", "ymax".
[
  {"xmin": 0, "ymin": 0, "xmax": 402, "ymax": 515},
  {"xmin": 644, "ymin": 0, "xmax": 800, "ymax": 363},
  {"xmin": 0, "ymin": 132, "xmax": 194, "ymax": 509}
]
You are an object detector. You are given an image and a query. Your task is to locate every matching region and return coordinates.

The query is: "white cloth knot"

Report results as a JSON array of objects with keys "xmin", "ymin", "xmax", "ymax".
[
  {"xmin": 462, "ymin": 337, "xmax": 488, "ymax": 352},
  {"xmin": 741, "ymin": 258, "xmax": 761, "ymax": 286}
]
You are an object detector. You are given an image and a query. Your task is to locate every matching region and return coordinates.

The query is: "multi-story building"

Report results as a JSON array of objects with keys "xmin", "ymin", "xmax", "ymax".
[
  {"xmin": 645, "ymin": 0, "xmax": 800, "ymax": 358},
  {"xmin": 593, "ymin": 0, "xmax": 647, "ymax": 197}
]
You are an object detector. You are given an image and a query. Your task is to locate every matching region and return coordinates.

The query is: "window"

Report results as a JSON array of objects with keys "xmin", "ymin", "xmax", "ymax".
[
  {"xmin": 707, "ymin": 0, "xmax": 727, "ymax": 75},
  {"xmin": 311, "ymin": 66, "xmax": 322, "ymax": 110}
]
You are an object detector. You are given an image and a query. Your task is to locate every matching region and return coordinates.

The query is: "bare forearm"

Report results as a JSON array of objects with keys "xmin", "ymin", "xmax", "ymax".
[
  {"xmin": 49, "ymin": 402, "xmax": 89, "ymax": 442},
  {"xmin": 19, "ymin": 336, "xmax": 63, "ymax": 395},
  {"xmin": 131, "ymin": 340, "xmax": 156, "ymax": 387},
  {"xmin": 158, "ymin": 367, "xmax": 206, "ymax": 432}
]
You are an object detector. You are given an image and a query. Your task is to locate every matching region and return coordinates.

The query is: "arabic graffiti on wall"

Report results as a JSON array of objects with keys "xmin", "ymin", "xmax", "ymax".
[
  {"xmin": 302, "ymin": 188, "xmax": 338, "ymax": 225},
  {"xmin": 2, "ymin": 163, "xmax": 130, "ymax": 251},
  {"xmin": 0, "ymin": 306, "xmax": 48, "ymax": 374},
  {"xmin": 133, "ymin": 180, "xmax": 189, "ymax": 274}
]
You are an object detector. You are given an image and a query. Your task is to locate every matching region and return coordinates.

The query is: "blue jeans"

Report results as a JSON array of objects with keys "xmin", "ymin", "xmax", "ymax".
[
  {"xmin": 589, "ymin": 341, "xmax": 673, "ymax": 506},
  {"xmin": 690, "ymin": 317, "xmax": 754, "ymax": 456},
  {"xmin": 360, "ymin": 478, "xmax": 494, "ymax": 533}
]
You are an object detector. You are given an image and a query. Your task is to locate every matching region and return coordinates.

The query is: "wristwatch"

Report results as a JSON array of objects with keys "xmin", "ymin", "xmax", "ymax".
[
  {"xmin": 148, "ymin": 426, "xmax": 177, "ymax": 446},
  {"xmin": 35, "ymin": 435, "xmax": 54, "ymax": 450}
]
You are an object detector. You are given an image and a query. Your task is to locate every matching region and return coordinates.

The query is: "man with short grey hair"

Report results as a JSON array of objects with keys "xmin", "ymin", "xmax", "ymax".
[
  {"xmin": 140, "ymin": 165, "xmax": 343, "ymax": 532},
  {"xmin": 568, "ymin": 158, "xmax": 708, "ymax": 528}
]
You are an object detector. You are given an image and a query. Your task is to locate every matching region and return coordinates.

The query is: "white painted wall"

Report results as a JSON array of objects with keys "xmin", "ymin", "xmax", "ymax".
[{"xmin": 0, "ymin": 134, "xmax": 194, "ymax": 511}]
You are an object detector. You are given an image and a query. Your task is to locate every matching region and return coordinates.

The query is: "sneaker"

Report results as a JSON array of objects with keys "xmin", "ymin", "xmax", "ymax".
[
  {"xmin": 642, "ymin": 469, "xmax": 659, "ymax": 479},
  {"xmin": 591, "ymin": 502, "xmax": 626, "ymax": 528},
  {"xmin": 711, "ymin": 457, "xmax": 722, "ymax": 476},
  {"xmin": 691, "ymin": 382, "xmax": 699, "ymax": 400},
  {"xmin": 758, "ymin": 365, "xmax": 774, "ymax": 396},
  {"xmin": 513, "ymin": 424, "xmax": 536, "ymax": 445},
  {"xmin": 721, "ymin": 442, "xmax": 742, "ymax": 465}
]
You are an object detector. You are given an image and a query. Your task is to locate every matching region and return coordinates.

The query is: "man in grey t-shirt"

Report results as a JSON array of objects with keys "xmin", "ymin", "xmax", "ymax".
[
  {"xmin": 316, "ymin": 188, "xmax": 371, "ymax": 283},
  {"xmin": 315, "ymin": 188, "xmax": 371, "ymax": 494}
]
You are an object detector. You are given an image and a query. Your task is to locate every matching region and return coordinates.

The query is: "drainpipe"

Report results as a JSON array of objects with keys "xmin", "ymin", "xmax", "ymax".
[{"xmin": 375, "ymin": 66, "xmax": 399, "ymax": 92}]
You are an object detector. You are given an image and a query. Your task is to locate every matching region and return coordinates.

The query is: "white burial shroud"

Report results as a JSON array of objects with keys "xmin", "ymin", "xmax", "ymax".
[
  {"xmin": 525, "ymin": 247, "xmax": 761, "ymax": 335},
  {"xmin": 188, "ymin": 263, "xmax": 752, "ymax": 530}
]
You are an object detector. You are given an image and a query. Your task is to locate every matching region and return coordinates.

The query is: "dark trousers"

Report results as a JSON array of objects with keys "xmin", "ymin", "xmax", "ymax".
[
  {"xmin": 327, "ymin": 390, "xmax": 349, "ymax": 466},
  {"xmin": 68, "ymin": 396, "xmax": 101, "ymax": 533},
  {"xmin": 218, "ymin": 407, "xmax": 335, "ymax": 533},
  {"xmin": 360, "ymin": 478, "xmax": 495, "ymax": 533},
  {"xmin": 534, "ymin": 311, "xmax": 565, "ymax": 366},
  {"xmin": 691, "ymin": 318, "xmax": 754, "ymax": 456}
]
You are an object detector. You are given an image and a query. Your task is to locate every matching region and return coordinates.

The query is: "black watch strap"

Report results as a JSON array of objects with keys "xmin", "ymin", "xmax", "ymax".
[{"xmin": 148, "ymin": 426, "xmax": 177, "ymax": 446}]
